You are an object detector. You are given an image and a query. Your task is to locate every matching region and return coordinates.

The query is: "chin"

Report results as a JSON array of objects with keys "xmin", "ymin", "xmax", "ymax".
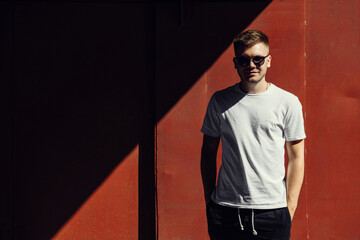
[{"xmin": 245, "ymin": 77, "xmax": 262, "ymax": 83}]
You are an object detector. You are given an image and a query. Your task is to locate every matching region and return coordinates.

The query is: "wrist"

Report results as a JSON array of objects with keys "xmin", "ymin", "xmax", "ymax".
[{"xmin": 287, "ymin": 198, "xmax": 298, "ymax": 209}]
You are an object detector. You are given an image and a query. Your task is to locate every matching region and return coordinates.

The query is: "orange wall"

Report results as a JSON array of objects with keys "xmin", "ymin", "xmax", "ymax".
[
  {"xmin": 156, "ymin": 1, "xmax": 360, "ymax": 239},
  {"xmin": 305, "ymin": 1, "xmax": 360, "ymax": 239},
  {"xmin": 2, "ymin": 3, "xmax": 151, "ymax": 239},
  {"xmin": 3, "ymin": 1, "xmax": 359, "ymax": 239}
]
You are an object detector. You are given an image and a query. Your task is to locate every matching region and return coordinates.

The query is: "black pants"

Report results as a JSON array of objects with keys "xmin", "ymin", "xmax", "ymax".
[{"xmin": 206, "ymin": 200, "xmax": 292, "ymax": 240}]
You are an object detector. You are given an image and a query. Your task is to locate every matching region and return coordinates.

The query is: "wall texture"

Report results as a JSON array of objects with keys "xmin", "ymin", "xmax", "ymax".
[
  {"xmin": 156, "ymin": 1, "xmax": 360, "ymax": 239},
  {"xmin": 1, "ymin": 0, "xmax": 359, "ymax": 239}
]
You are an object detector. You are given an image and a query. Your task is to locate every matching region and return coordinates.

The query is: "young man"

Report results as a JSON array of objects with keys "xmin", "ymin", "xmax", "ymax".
[{"xmin": 201, "ymin": 30, "xmax": 306, "ymax": 240}]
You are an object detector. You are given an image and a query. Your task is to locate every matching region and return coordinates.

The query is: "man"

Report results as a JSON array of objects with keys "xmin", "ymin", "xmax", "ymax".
[{"xmin": 201, "ymin": 30, "xmax": 306, "ymax": 240}]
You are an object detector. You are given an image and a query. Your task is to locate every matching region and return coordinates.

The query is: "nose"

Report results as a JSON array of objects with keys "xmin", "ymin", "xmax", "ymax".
[{"xmin": 248, "ymin": 59, "xmax": 257, "ymax": 68}]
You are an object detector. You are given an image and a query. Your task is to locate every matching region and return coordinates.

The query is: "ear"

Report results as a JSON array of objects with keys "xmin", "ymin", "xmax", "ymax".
[
  {"xmin": 233, "ymin": 57, "xmax": 237, "ymax": 69},
  {"xmin": 267, "ymin": 55, "xmax": 272, "ymax": 68}
]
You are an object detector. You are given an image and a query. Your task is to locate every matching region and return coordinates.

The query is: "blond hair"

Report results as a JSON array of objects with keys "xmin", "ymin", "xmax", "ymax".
[{"xmin": 234, "ymin": 30, "xmax": 269, "ymax": 53}]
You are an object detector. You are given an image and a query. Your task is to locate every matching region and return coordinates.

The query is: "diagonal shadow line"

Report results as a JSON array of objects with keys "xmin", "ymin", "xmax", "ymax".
[
  {"xmin": 0, "ymin": 1, "xmax": 271, "ymax": 239},
  {"xmin": 142, "ymin": 1, "xmax": 272, "ymax": 239}
]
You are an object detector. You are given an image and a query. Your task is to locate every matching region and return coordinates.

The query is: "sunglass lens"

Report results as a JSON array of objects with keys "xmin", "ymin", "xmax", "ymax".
[
  {"xmin": 253, "ymin": 57, "xmax": 265, "ymax": 65},
  {"xmin": 237, "ymin": 57, "xmax": 249, "ymax": 66}
]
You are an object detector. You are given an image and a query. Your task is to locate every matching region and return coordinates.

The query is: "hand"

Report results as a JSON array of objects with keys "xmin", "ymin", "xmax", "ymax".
[{"xmin": 287, "ymin": 205, "xmax": 296, "ymax": 221}]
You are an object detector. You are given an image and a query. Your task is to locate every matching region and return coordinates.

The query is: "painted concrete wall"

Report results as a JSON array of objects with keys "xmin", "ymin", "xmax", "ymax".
[{"xmin": 1, "ymin": 0, "xmax": 359, "ymax": 239}]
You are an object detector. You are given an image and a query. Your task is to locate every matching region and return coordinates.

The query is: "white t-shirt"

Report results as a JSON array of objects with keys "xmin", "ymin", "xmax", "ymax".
[{"xmin": 201, "ymin": 83, "xmax": 306, "ymax": 209}]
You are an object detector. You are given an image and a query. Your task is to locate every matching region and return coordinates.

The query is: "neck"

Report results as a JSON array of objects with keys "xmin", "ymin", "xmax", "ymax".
[{"xmin": 240, "ymin": 79, "xmax": 269, "ymax": 94}]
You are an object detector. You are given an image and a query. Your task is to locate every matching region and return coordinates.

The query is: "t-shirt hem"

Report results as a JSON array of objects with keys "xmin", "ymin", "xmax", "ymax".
[
  {"xmin": 285, "ymin": 134, "xmax": 306, "ymax": 142},
  {"xmin": 213, "ymin": 199, "xmax": 287, "ymax": 210}
]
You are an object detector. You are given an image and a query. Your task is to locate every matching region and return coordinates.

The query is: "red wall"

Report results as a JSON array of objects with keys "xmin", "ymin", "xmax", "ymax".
[
  {"xmin": 156, "ymin": 1, "xmax": 360, "ymax": 240},
  {"xmin": 1, "ymin": 2, "xmax": 152, "ymax": 239},
  {"xmin": 2, "ymin": 0, "xmax": 359, "ymax": 239},
  {"xmin": 306, "ymin": 1, "xmax": 360, "ymax": 239}
]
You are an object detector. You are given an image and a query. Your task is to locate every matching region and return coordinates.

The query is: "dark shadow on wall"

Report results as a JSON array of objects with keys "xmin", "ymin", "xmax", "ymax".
[
  {"xmin": 155, "ymin": 1, "xmax": 272, "ymax": 122},
  {"xmin": 0, "ymin": 1, "xmax": 271, "ymax": 239}
]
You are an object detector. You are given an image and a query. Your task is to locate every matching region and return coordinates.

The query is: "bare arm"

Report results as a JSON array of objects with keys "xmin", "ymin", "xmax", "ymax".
[
  {"xmin": 201, "ymin": 134, "xmax": 220, "ymax": 206},
  {"xmin": 286, "ymin": 139, "xmax": 305, "ymax": 220}
]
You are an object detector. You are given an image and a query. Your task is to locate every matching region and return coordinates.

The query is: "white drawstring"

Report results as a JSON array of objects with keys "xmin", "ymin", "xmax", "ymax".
[
  {"xmin": 252, "ymin": 209, "xmax": 258, "ymax": 236},
  {"xmin": 238, "ymin": 208, "xmax": 258, "ymax": 236},
  {"xmin": 237, "ymin": 208, "xmax": 244, "ymax": 230}
]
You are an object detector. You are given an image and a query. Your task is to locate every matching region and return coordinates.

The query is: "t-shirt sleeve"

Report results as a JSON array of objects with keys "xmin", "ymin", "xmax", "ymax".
[
  {"xmin": 284, "ymin": 97, "xmax": 306, "ymax": 141},
  {"xmin": 201, "ymin": 94, "xmax": 221, "ymax": 137}
]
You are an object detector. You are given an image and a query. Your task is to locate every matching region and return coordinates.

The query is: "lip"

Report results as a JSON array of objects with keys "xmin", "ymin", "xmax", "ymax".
[{"xmin": 245, "ymin": 71, "xmax": 258, "ymax": 75}]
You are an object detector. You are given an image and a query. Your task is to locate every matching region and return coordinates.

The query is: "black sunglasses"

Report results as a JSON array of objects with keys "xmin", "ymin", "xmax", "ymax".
[{"xmin": 235, "ymin": 54, "xmax": 269, "ymax": 67}]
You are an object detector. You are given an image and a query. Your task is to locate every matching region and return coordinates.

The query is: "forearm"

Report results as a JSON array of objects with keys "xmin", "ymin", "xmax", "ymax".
[
  {"xmin": 285, "ymin": 139, "xmax": 305, "ymax": 219},
  {"xmin": 201, "ymin": 135, "xmax": 220, "ymax": 205},
  {"xmin": 201, "ymin": 150, "xmax": 217, "ymax": 205},
  {"xmin": 286, "ymin": 156, "xmax": 304, "ymax": 210}
]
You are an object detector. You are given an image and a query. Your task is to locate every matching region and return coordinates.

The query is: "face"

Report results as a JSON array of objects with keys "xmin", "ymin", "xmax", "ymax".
[{"xmin": 233, "ymin": 42, "xmax": 271, "ymax": 84}]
